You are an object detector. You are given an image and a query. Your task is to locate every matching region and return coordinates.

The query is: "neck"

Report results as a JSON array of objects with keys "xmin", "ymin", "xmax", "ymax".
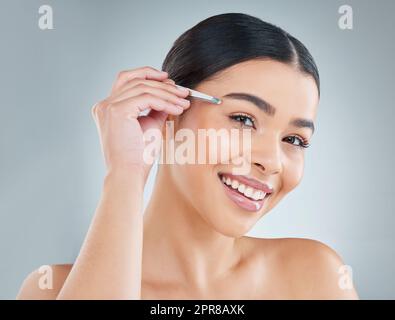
[{"xmin": 143, "ymin": 164, "xmax": 241, "ymax": 290}]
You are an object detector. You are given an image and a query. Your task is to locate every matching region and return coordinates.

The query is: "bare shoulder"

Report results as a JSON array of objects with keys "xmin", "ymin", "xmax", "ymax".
[
  {"xmin": 16, "ymin": 264, "xmax": 73, "ymax": 300},
  {"xmin": 245, "ymin": 236, "xmax": 359, "ymax": 299}
]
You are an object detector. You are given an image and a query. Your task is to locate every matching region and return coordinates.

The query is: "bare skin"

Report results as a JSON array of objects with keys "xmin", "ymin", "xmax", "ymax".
[{"xmin": 16, "ymin": 62, "xmax": 359, "ymax": 300}]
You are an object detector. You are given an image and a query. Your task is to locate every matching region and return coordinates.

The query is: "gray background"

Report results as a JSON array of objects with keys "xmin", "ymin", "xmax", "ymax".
[{"xmin": 0, "ymin": 0, "xmax": 394, "ymax": 299}]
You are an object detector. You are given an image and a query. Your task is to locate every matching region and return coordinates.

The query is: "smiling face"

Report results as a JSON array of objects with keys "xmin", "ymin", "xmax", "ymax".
[{"xmin": 165, "ymin": 59, "xmax": 319, "ymax": 237}]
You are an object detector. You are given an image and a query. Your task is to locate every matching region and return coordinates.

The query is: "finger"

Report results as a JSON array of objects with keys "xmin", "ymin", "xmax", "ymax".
[
  {"xmin": 114, "ymin": 78, "xmax": 190, "ymax": 100},
  {"xmin": 139, "ymin": 107, "xmax": 179, "ymax": 137},
  {"xmin": 110, "ymin": 93, "xmax": 184, "ymax": 119},
  {"xmin": 109, "ymin": 85, "xmax": 191, "ymax": 109},
  {"xmin": 110, "ymin": 66, "xmax": 168, "ymax": 95},
  {"xmin": 145, "ymin": 109, "xmax": 169, "ymax": 125},
  {"xmin": 163, "ymin": 78, "xmax": 176, "ymax": 85},
  {"xmin": 147, "ymin": 80, "xmax": 175, "ymax": 124}
]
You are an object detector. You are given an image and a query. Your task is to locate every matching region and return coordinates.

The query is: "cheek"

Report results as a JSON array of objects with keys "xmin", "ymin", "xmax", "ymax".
[
  {"xmin": 171, "ymin": 161, "xmax": 210, "ymax": 210},
  {"xmin": 282, "ymin": 153, "xmax": 304, "ymax": 192},
  {"xmin": 179, "ymin": 108, "xmax": 235, "ymax": 164}
]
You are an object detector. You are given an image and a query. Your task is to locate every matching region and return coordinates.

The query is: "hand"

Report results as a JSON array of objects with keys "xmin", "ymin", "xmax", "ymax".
[{"xmin": 91, "ymin": 66, "xmax": 190, "ymax": 183}]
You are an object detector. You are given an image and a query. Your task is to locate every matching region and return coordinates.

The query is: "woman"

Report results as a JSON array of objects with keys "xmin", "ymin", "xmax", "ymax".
[{"xmin": 17, "ymin": 13, "xmax": 359, "ymax": 299}]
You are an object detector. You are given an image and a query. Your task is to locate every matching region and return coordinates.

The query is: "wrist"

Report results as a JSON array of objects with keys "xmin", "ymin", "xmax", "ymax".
[{"xmin": 104, "ymin": 167, "xmax": 145, "ymax": 192}]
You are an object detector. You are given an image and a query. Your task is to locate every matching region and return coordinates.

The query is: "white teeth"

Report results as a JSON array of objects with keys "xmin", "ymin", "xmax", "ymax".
[
  {"xmin": 252, "ymin": 190, "xmax": 261, "ymax": 201},
  {"xmin": 220, "ymin": 175, "xmax": 268, "ymax": 201},
  {"xmin": 244, "ymin": 187, "xmax": 253, "ymax": 198},
  {"xmin": 231, "ymin": 180, "xmax": 239, "ymax": 189},
  {"xmin": 252, "ymin": 191, "xmax": 266, "ymax": 201}
]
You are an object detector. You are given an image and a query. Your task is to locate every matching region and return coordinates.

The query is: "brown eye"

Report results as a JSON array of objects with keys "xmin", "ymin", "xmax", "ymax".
[
  {"xmin": 283, "ymin": 135, "xmax": 310, "ymax": 149},
  {"xmin": 229, "ymin": 114, "xmax": 255, "ymax": 128}
]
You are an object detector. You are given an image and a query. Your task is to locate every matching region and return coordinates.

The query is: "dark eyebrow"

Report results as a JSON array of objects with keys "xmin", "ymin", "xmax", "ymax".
[
  {"xmin": 222, "ymin": 92, "xmax": 276, "ymax": 116},
  {"xmin": 290, "ymin": 118, "xmax": 315, "ymax": 134},
  {"xmin": 222, "ymin": 92, "xmax": 315, "ymax": 134}
]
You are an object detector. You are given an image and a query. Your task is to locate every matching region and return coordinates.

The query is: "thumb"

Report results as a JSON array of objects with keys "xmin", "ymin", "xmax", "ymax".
[{"xmin": 147, "ymin": 109, "xmax": 168, "ymax": 128}]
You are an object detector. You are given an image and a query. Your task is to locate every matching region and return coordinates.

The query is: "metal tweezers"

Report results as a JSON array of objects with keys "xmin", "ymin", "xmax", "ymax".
[{"xmin": 175, "ymin": 84, "xmax": 222, "ymax": 105}]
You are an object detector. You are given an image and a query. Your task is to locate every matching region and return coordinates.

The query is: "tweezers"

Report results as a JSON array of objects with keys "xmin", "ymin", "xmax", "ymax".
[{"xmin": 175, "ymin": 84, "xmax": 222, "ymax": 105}]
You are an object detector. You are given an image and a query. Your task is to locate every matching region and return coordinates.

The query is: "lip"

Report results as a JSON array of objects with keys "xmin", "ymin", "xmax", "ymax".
[
  {"xmin": 218, "ymin": 172, "xmax": 273, "ymax": 212},
  {"xmin": 218, "ymin": 172, "xmax": 274, "ymax": 194}
]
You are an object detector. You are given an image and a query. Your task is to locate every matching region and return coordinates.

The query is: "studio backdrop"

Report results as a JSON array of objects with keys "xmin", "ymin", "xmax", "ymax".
[{"xmin": 0, "ymin": 0, "xmax": 394, "ymax": 299}]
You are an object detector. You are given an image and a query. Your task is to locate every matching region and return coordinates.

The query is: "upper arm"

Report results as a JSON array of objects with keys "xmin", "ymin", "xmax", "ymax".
[
  {"xmin": 285, "ymin": 238, "xmax": 359, "ymax": 299},
  {"xmin": 16, "ymin": 264, "xmax": 72, "ymax": 300}
]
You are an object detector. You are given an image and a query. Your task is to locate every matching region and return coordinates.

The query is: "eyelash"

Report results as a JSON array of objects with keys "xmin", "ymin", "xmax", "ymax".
[{"xmin": 229, "ymin": 113, "xmax": 311, "ymax": 149}]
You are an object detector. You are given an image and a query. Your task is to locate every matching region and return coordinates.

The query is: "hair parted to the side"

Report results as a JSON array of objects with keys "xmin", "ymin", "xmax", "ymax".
[{"xmin": 162, "ymin": 12, "xmax": 320, "ymax": 96}]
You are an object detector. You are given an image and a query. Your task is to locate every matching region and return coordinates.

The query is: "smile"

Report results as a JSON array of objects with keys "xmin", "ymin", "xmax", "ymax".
[{"xmin": 218, "ymin": 172, "xmax": 273, "ymax": 212}]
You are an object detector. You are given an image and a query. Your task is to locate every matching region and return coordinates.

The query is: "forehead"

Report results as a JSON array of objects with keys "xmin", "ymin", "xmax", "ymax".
[{"xmin": 195, "ymin": 59, "xmax": 319, "ymax": 121}]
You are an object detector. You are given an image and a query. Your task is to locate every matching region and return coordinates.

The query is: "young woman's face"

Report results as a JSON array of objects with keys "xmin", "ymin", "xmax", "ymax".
[{"xmin": 167, "ymin": 59, "xmax": 319, "ymax": 237}]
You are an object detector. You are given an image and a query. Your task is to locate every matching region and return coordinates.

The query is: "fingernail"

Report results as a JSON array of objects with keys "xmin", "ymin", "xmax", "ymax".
[
  {"xmin": 178, "ymin": 86, "xmax": 189, "ymax": 94},
  {"xmin": 179, "ymin": 98, "xmax": 190, "ymax": 106}
]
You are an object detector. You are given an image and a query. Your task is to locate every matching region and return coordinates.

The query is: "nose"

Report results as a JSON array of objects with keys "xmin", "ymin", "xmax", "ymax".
[{"xmin": 251, "ymin": 134, "xmax": 282, "ymax": 175}]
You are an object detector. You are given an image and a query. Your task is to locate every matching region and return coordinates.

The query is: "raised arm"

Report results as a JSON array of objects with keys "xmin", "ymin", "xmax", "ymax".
[{"xmin": 17, "ymin": 66, "xmax": 190, "ymax": 299}]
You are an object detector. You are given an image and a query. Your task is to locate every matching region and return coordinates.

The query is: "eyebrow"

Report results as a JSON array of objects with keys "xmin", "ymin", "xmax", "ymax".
[{"xmin": 222, "ymin": 92, "xmax": 315, "ymax": 134}]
